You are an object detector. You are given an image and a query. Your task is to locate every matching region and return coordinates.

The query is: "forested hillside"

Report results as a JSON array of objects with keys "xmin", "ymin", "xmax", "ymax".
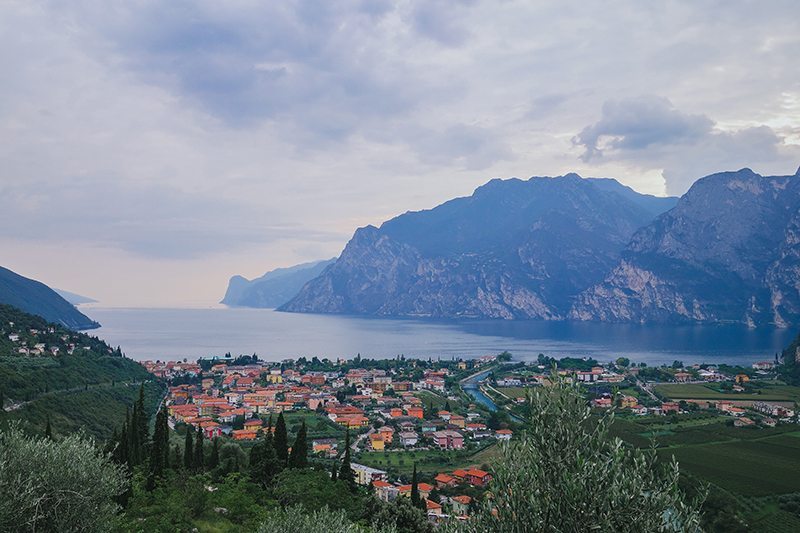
[{"xmin": 0, "ymin": 304, "xmax": 162, "ymax": 440}]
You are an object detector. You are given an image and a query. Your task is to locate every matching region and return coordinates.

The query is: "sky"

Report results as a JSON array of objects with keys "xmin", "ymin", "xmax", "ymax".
[{"xmin": 1, "ymin": 0, "xmax": 799, "ymax": 307}]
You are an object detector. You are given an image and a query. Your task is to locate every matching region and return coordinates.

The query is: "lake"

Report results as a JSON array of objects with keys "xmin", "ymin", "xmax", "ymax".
[{"xmin": 84, "ymin": 307, "xmax": 795, "ymax": 366}]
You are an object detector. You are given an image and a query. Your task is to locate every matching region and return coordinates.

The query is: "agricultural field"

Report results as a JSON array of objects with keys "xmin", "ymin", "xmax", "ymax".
[
  {"xmin": 660, "ymin": 432, "xmax": 800, "ymax": 497},
  {"xmin": 654, "ymin": 382, "xmax": 800, "ymax": 402},
  {"xmin": 496, "ymin": 386, "xmax": 536, "ymax": 399}
]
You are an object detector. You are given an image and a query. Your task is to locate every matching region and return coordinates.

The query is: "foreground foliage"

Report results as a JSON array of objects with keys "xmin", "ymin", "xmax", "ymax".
[
  {"xmin": 0, "ymin": 425, "xmax": 126, "ymax": 532},
  {"xmin": 449, "ymin": 375, "xmax": 704, "ymax": 532}
]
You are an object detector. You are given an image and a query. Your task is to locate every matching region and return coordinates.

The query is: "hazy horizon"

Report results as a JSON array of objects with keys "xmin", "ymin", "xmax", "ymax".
[{"xmin": 2, "ymin": 1, "xmax": 799, "ymax": 307}]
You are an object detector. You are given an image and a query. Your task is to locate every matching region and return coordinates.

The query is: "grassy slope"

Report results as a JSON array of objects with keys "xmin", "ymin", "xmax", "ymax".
[{"xmin": 3, "ymin": 380, "xmax": 165, "ymax": 441}]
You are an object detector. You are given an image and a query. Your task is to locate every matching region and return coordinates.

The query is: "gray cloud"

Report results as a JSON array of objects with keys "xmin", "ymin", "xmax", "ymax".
[
  {"xmin": 1, "ymin": 1, "xmax": 799, "ymax": 304},
  {"xmin": 574, "ymin": 96, "xmax": 800, "ymax": 194}
]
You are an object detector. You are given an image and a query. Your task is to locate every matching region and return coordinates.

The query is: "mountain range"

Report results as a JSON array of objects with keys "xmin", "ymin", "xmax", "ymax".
[
  {"xmin": 278, "ymin": 168, "xmax": 800, "ymax": 327},
  {"xmin": 0, "ymin": 266, "xmax": 99, "ymax": 330},
  {"xmin": 570, "ymin": 168, "xmax": 800, "ymax": 327},
  {"xmin": 280, "ymin": 174, "xmax": 678, "ymax": 319},
  {"xmin": 221, "ymin": 259, "xmax": 336, "ymax": 308}
]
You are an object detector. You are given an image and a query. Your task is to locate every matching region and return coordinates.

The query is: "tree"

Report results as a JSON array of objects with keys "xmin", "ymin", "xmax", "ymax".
[
  {"xmin": 184, "ymin": 427, "xmax": 194, "ymax": 470},
  {"xmin": 208, "ymin": 437, "xmax": 220, "ymax": 470},
  {"xmin": 371, "ymin": 497, "xmax": 433, "ymax": 533},
  {"xmin": 330, "ymin": 460, "xmax": 338, "ymax": 482},
  {"xmin": 615, "ymin": 357, "xmax": 630, "ymax": 368},
  {"xmin": 288, "ymin": 421, "xmax": 308, "ymax": 468},
  {"xmin": 171, "ymin": 444, "xmax": 182, "ymax": 471},
  {"xmin": 0, "ymin": 425, "xmax": 127, "ymax": 532},
  {"xmin": 338, "ymin": 431, "xmax": 356, "ymax": 492},
  {"xmin": 273, "ymin": 412, "xmax": 289, "ymax": 464},
  {"xmin": 135, "ymin": 384, "xmax": 149, "ymax": 457},
  {"xmin": 257, "ymin": 505, "xmax": 362, "ymax": 533},
  {"xmin": 193, "ymin": 426, "xmax": 204, "ymax": 471},
  {"xmin": 147, "ymin": 408, "xmax": 169, "ymax": 490},
  {"xmin": 452, "ymin": 374, "xmax": 703, "ymax": 532},
  {"xmin": 410, "ymin": 463, "xmax": 422, "ymax": 509},
  {"xmin": 44, "ymin": 415, "xmax": 53, "ymax": 440}
]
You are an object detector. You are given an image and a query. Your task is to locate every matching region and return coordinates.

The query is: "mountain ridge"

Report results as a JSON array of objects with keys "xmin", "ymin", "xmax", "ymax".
[
  {"xmin": 0, "ymin": 266, "xmax": 99, "ymax": 330},
  {"xmin": 280, "ymin": 174, "xmax": 678, "ymax": 319},
  {"xmin": 222, "ymin": 258, "xmax": 337, "ymax": 308}
]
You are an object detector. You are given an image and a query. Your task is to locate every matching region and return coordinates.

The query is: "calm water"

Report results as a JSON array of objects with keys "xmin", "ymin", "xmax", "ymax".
[{"xmin": 85, "ymin": 307, "xmax": 794, "ymax": 366}]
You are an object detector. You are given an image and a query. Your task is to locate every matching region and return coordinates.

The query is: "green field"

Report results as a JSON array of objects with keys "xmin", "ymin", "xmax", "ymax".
[
  {"xmin": 654, "ymin": 382, "xmax": 800, "ymax": 402},
  {"xmin": 497, "ymin": 386, "xmax": 535, "ymax": 399},
  {"xmin": 357, "ymin": 442, "xmax": 499, "ymax": 477},
  {"xmin": 281, "ymin": 410, "xmax": 345, "ymax": 440},
  {"xmin": 660, "ymin": 433, "xmax": 800, "ymax": 497}
]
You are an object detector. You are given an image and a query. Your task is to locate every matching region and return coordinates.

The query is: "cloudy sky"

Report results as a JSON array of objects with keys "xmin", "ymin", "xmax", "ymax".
[{"xmin": 1, "ymin": 0, "xmax": 799, "ymax": 307}]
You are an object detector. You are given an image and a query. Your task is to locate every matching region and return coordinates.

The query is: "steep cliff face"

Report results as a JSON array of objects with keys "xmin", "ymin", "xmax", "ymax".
[
  {"xmin": 281, "ymin": 175, "xmax": 677, "ymax": 319},
  {"xmin": 221, "ymin": 259, "xmax": 336, "ymax": 308},
  {"xmin": 570, "ymin": 168, "xmax": 800, "ymax": 326}
]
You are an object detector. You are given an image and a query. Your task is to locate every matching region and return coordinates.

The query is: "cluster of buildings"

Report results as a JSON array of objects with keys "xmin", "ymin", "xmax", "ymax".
[
  {"xmin": 351, "ymin": 462, "xmax": 491, "ymax": 522},
  {"xmin": 154, "ymin": 358, "xmax": 512, "ymax": 452},
  {"xmin": 3, "ymin": 322, "xmax": 89, "ymax": 357}
]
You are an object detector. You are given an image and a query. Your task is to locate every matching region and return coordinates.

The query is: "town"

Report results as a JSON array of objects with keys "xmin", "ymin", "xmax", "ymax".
[{"xmin": 143, "ymin": 350, "xmax": 800, "ymax": 524}]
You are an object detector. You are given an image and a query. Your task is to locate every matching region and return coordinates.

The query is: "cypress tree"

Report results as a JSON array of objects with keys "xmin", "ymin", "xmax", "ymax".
[
  {"xmin": 147, "ymin": 409, "xmax": 168, "ymax": 490},
  {"xmin": 136, "ymin": 385, "xmax": 149, "ymax": 456},
  {"xmin": 119, "ymin": 422, "xmax": 129, "ymax": 466},
  {"xmin": 194, "ymin": 426, "xmax": 204, "ymax": 471},
  {"xmin": 330, "ymin": 460, "xmax": 338, "ymax": 482},
  {"xmin": 338, "ymin": 430, "xmax": 356, "ymax": 492},
  {"xmin": 261, "ymin": 437, "xmax": 281, "ymax": 485},
  {"xmin": 249, "ymin": 440, "xmax": 265, "ymax": 482},
  {"xmin": 410, "ymin": 463, "xmax": 422, "ymax": 509},
  {"xmin": 209, "ymin": 438, "xmax": 220, "ymax": 470},
  {"xmin": 0, "ymin": 389, "xmax": 4, "ymax": 412},
  {"xmin": 288, "ymin": 421, "xmax": 308, "ymax": 468},
  {"xmin": 129, "ymin": 404, "xmax": 140, "ymax": 465},
  {"xmin": 172, "ymin": 444, "xmax": 182, "ymax": 471},
  {"xmin": 44, "ymin": 415, "xmax": 53, "ymax": 440},
  {"xmin": 184, "ymin": 427, "xmax": 194, "ymax": 470},
  {"xmin": 273, "ymin": 412, "xmax": 289, "ymax": 464}
]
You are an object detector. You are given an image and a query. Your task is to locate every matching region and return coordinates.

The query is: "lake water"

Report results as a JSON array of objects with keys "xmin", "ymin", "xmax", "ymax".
[{"xmin": 84, "ymin": 307, "xmax": 795, "ymax": 366}]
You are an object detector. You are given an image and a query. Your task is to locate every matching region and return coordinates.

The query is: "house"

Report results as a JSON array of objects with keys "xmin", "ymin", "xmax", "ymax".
[
  {"xmin": 405, "ymin": 406, "xmax": 424, "ymax": 419},
  {"xmin": 351, "ymin": 463, "xmax": 388, "ymax": 486},
  {"xmin": 426, "ymin": 498, "xmax": 443, "ymax": 516},
  {"xmin": 449, "ymin": 414, "xmax": 466, "ymax": 428},
  {"xmin": 465, "ymin": 469, "xmax": 492, "ymax": 487},
  {"xmin": 399, "ymin": 431, "xmax": 419, "ymax": 447},
  {"xmin": 243, "ymin": 419, "xmax": 263, "ymax": 430},
  {"xmin": 312, "ymin": 438, "xmax": 338, "ymax": 455},
  {"xmin": 435, "ymin": 473, "xmax": 457, "ymax": 488},
  {"xmin": 495, "ymin": 429, "xmax": 512, "ymax": 441},
  {"xmin": 369, "ymin": 434, "xmax": 385, "ymax": 451},
  {"xmin": 231, "ymin": 429, "xmax": 258, "ymax": 441},
  {"xmin": 592, "ymin": 397, "xmax": 612, "ymax": 408},
  {"xmin": 620, "ymin": 396, "xmax": 638, "ymax": 408},
  {"xmin": 734, "ymin": 417, "xmax": 755, "ymax": 427},
  {"xmin": 735, "ymin": 374, "xmax": 750, "ymax": 384},
  {"xmin": 752, "ymin": 361, "xmax": 775, "ymax": 371},
  {"xmin": 398, "ymin": 483, "xmax": 433, "ymax": 500},
  {"xmin": 450, "ymin": 495, "xmax": 472, "ymax": 516},
  {"xmin": 673, "ymin": 372, "xmax": 692, "ymax": 382},
  {"xmin": 372, "ymin": 480, "xmax": 399, "ymax": 502},
  {"xmin": 377, "ymin": 426, "xmax": 395, "ymax": 443},
  {"xmin": 433, "ymin": 430, "xmax": 464, "ymax": 450},
  {"xmin": 661, "ymin": 402, "xmax": 680, "ymax": 414}
]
